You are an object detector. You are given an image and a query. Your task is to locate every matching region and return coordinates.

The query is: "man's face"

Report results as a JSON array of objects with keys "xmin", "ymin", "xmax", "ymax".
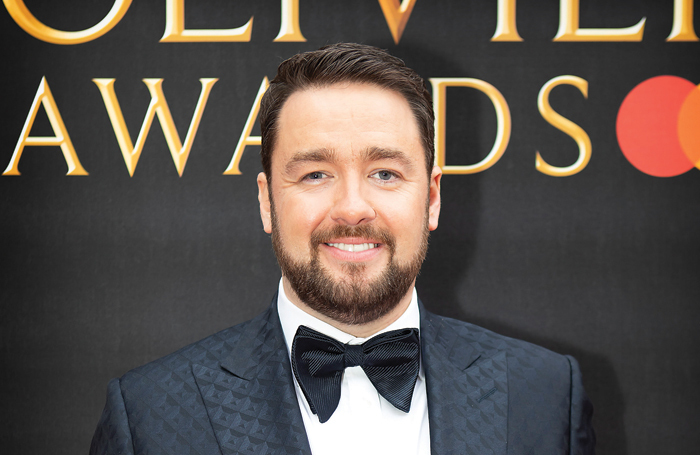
[{"xmin": 258, "ymin": 82, "xmax": 441, "ymax": 326}]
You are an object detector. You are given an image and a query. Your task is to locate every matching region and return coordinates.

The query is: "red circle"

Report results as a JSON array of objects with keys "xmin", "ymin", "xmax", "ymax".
[{"xmin": 616, "ymin": 76, "xmax": 696, "ymax": 177}]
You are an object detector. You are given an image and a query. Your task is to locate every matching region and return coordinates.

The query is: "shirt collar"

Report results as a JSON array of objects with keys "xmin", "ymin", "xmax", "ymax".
[{"xmin": 277, "ymin": 278, "xmax": 421, "ymax": 351}]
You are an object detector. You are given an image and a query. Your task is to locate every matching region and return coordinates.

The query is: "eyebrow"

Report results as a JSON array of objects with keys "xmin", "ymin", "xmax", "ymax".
[
  {"xmin": 284, "ymin": 148, "xmax": 338, "ymax": 174},
  {"xmin": 362, "ymin": 147, "xmax": 415, "ymax": 170},
  {"xmin": 283, "ymin": 146, "xmax": 416, "ymax": 174}
]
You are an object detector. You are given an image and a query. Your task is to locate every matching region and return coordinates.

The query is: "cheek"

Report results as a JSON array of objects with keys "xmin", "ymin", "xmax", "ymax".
[
  {"xmin": 377, "ymin": 192, "xmax": 428, "ymax": 242},
  {"xmin": 275, "ymin": 194, "xmax": 330, "ymax": 246}
]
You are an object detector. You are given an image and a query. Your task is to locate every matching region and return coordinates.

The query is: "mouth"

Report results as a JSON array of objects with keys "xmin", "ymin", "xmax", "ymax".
[
  {"xmin": 325, "ymin": 242, "xmax": 381, "ymax": 253},
  {"xmin": 311, "ymin": 226, "xmax": 394, "ymax": 261}
]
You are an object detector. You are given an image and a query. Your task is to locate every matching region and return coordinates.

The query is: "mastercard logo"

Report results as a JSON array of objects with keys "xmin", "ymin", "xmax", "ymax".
[{"xmin": 617, "ymin": 76, "xmax": 700, "ymax": 177}]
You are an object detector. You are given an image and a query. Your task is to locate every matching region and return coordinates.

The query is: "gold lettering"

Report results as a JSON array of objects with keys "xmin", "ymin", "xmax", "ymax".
[
  {"xmin": 3, "ymin": 0, "xmax": 131, "ymax": 45},
  {"xmin": 224, "ymin": 77, "xmax": 269, "ymax": 175},
  {"xmin": 161, "ymin": 0, "xmax": 253, "ymax": 42},
  {"xmin": 492, "ymin": 0, "xmax": 523, "ymax": 41},
  {"xmin": 536, "ymin": 75, "xmax": 591, "ymax": 177},
  {"xmin": 668, "ymin": 0, "xmax": 699, "ymax": 41},
  {"xmin": 3, "ymin": 78, "xmax": 87, "ymax": 176},
  {"xmin": 377, "ymin": 0, "xmax": 419, "ymax": 45},
  {"xmin": 430, "ymin": 78, "xmax": 511, "ymax": 174},
  {"xmin": 93, "ymin": 78, "xmax": 218, "ymax": 177},
  {"xmin": 273, "ymin": 0, "xmax": 306, "ymax": 42},
  {"xmin": 553, "ymin": 0, "xmax": 645, "ymax": 41}
]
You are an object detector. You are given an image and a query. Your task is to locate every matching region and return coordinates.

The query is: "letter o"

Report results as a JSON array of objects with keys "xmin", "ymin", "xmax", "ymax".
[{"xmin": 3, "ymin": 0, "xmax": 132, "ymax": 45}]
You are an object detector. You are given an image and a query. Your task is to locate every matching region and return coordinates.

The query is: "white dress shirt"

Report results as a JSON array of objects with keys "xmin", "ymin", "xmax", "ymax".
[{"xmin": 277, "ymin": 279, "xmax": 431, "ymax": 455}]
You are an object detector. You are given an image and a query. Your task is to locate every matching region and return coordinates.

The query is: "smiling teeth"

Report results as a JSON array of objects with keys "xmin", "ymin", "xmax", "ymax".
[{"xmin": 327, "ymin": 243, "xmax": 379, "ymax": 252}]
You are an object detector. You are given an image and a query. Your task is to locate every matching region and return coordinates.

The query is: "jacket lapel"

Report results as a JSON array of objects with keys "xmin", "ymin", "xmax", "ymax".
[
  {"xmin": 192, "ymin": 302, "xmax": 312, "ymax": 455},
  {"xmin": 421, "ymin": 303, "xmax": 508, "ymax": 455}
]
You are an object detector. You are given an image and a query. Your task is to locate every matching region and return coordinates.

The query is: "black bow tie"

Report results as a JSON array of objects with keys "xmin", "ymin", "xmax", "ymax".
[{"xmin": 291, "ymin": 325, "xmax": 421, "ymax": 423}]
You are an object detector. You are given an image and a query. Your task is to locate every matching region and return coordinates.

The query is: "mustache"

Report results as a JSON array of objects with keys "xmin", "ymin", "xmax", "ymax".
[{"xmin": 310, "ymin": 224, "xmax": 396, "ymax": 251}]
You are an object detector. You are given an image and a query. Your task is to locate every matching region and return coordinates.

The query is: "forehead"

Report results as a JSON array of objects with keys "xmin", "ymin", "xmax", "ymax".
[{"xmin": 272, "ymin": 82, "xmax": 423, "ymax": 169}]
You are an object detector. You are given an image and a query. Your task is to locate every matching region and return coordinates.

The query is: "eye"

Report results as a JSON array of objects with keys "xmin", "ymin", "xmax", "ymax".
[
  {"xmin": 302, "ymin": 171, "xmax": 328, "ymax": 181},
  {"xmin": 371, "ymin": 170, "xmax": 398, "ymax": 181}
]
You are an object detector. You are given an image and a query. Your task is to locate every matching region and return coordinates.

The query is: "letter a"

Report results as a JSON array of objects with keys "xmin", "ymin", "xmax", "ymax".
[
  {"xmin": 223, "ymin": 77, "xmax": 269, "ymax": 175},
  {"xmin": 3, "ymin": 77, "xmax": 88, "ymax": 176}
]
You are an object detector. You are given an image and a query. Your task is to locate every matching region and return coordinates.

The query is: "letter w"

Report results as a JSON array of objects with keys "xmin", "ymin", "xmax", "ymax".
[{"xmin": 93, "ymin": 78, "xmax": 217, "ymax": 176}]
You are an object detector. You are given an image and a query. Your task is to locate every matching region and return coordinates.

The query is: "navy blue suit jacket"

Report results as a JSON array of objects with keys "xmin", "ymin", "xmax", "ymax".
[{"xmin": 91, "ymin": 299, "xmax": 595, "ymax": 454}]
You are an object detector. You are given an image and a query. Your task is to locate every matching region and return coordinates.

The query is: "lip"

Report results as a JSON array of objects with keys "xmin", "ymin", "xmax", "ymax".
[
  {"xmin": 319, "ymin": 238, "xmax": 384, "ymax": 262},
  {"xmin": 324, "ymin": 237, "xmax": 381, "ymax": 245}
]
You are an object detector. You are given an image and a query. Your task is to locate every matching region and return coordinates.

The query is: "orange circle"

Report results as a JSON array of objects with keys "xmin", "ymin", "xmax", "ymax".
[
  {"xmin": 678, "ymin": 85, "xmax": 700, "ymax": 169},
  {"xmin": 616, "ymin": 76, "xmax": 696, "ymax": 177}
]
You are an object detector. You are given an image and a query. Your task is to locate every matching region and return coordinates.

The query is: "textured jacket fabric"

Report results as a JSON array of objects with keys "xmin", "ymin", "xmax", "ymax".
[{"xmin": 90, "ymin": 299, "xmax": 595, "ymax": 454}]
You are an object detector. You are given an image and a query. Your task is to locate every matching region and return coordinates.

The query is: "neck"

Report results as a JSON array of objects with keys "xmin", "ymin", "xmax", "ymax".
[{"xmin": 282, "ymin": 277, "xmax": 415, "ymax": 338}]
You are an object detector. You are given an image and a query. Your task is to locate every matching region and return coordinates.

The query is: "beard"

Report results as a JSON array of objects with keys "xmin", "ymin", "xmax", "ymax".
[{"xmin": 270, "ymin": 202, "xmax": 430, "ymax": 326}]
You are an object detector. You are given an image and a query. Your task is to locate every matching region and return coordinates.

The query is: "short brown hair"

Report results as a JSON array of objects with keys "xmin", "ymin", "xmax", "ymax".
[{"xmin": 259, "ymin": 43, "xmax": 434, "ymax": 179}]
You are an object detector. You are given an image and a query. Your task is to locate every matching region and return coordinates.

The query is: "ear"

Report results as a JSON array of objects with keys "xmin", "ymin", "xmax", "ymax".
[
  {"xmin": 428, "ymin": 165, "xmax": 442, "ymax": 231},
  {"xmin": 257, "ymin": 172, "xmax": 272, "ymax": 234}
]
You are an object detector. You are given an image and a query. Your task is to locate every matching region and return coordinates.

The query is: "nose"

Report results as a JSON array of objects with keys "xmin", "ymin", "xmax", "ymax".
[{"xmin": 329, "ymin": 178, "xmax": 376, "ymax": 226}]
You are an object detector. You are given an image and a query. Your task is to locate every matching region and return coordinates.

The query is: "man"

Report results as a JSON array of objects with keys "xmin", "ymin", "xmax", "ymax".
[{"xmin": 91, "ymin": 43, "xmax": 595, "ymax": 454}]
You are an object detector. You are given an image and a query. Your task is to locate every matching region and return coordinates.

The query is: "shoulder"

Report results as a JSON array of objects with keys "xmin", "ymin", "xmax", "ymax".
[
  {"xmin": 119, "ymin": 305, "xmax": 274, "ymax": 389},
  {"xmin": 421, "ymin": 308, "xmax": 589, "ymax": 441},
  {"xmin": 422, "ymin": 308, "xmax": 573, "ymax": 377}
]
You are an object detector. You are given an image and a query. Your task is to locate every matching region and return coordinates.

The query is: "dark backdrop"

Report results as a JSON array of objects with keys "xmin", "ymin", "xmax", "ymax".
[{"xmin": 1, "ymin": 1, "xmax": 699, "ymax": 454}]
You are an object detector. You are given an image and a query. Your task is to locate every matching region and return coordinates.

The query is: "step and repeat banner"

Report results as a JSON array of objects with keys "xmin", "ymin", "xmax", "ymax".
[{"xmin": 1, "ymin": 1, "xmax": 699, "ymax": 453}]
